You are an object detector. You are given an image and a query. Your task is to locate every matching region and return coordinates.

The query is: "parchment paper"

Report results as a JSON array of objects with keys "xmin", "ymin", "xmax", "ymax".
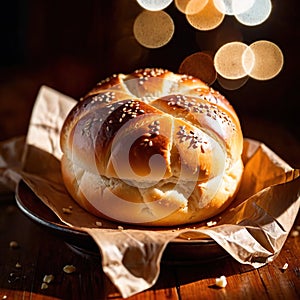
[{"xmin": 1, "ymin": 86, "xmax": 300, "ymax": 298}]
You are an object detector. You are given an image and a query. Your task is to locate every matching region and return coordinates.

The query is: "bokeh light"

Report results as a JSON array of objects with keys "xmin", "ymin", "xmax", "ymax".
[
  {"xmin": 175, "ymin": 0, "xmax": 209, "ymax": 15},
  {"xmin": 217, "ymin": 74, "xmax": 249, "ymax": 90},
  {"xmin": 213, "ymin": 0, "xmax": 255, "ymax": 15},
  {"xmin": 235, "ymin": 0, "xmax": 272, "ymax": 26},
  {"xmin": 136, "ymin": 0, "xmax": 174, "ymax": 11},
  {"xmin": 131, "ymin": 0, "xmax": 281, "ymax": 88},
  {"xmin": 179, "ymin": 51, "xmax": 217, "ymax": 85},
  {"xmin": 186, "ymin": 0, "xmax": 225, "ymax": 31},
  {"xmin": 244, "ymin": 40, "xmax": 284, "ymax": 80},
  {"xmin": 174, "ymin": 0, "xmax": 189, "ymax": 13},
  {"xmin": 133, "ymin": 10, "xmax": 175, "ymax": 49},
  {"xmin": 214, "ymin": 41, "xmax": 254, "ymax": 79}
]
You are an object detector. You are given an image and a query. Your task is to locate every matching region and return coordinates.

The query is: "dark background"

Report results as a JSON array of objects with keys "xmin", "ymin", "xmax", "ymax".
[{"xmin": 0, "ymin": 0, "xmax": 299, "ymax": 165}]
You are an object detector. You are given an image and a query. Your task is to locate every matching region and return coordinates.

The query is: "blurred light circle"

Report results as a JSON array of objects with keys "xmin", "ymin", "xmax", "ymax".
[
  {"xmin": 235, "ymin": 0, "xmax": 272, "ymax": 26},
  {"xmin": 133, "ymin": 10, "xmax": 175, "ymax": 48},
  {"xmin": 178, "ymin": 0, "xmax": 209, "ymax": 15},
  {"xmin": 214, "ymin": 41, "xmax": 255, "ymax": 79},
  {"xmin": 136, "ymin": 0, "xmax": 173, "ymax": 11},
  {"xmin": 213, "ymin": 0, "xmax": 255, "ymax": 15},
  {"xmin": 241, "ymin": 44, "xmax": 255, "ymax": 75},
  {"xmin": 186, "ymin": 0, "xmax": 225, "ymax": 31},
  {"xmin": 187, "ymin": 0, "xmax": 210, "ymax": 15},
  {"xmin": 179, "ymin": 51, "xmax": 217, "ymax": 85},
  {"xmin": 244, "ymin": 40, "xmax": 284, "ymax": 80},
  {"xmin": 232, "ymin": 0, "xmax": 255, "ymax": 14},
  {"xmin": 217, "ymin": 74, "xmax": 249, "ymax": 90},
  {"xmin": 174, "ymin": 0, "xmax": 189, "ymax": 13}
]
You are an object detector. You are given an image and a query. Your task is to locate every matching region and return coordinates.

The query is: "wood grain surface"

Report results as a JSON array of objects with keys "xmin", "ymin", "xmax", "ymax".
[{"xmin": 0, "ymin": 195, "xmax": 299, "ymax": 299}]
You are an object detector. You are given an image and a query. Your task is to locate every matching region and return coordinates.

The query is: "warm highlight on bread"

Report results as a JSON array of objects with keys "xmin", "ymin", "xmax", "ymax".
[{"xmin": 60, "ymin": 68, "xmax": 243, "ymax": 226}]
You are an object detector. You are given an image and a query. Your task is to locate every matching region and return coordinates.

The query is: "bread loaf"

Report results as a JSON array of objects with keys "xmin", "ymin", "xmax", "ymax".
[{"xmin": 60, "ymin": 68, "xmax": 243, "ymax": 226}]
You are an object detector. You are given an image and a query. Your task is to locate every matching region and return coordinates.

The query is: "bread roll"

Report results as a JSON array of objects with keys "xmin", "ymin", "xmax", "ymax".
[{"xmin": 60, "ymin": 68, "xmax": 243, "ymax": 226}]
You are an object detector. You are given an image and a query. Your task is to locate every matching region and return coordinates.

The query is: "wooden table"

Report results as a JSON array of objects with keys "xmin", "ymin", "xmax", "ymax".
[{"xmin": 0, "ymin": 190, "xmax": 299, "ymax": 300}]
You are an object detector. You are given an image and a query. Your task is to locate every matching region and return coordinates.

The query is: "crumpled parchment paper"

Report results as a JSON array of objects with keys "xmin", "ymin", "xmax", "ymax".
[{"xmin": 1, "ymin": 86, "xmax": 299, "ymax": 298}]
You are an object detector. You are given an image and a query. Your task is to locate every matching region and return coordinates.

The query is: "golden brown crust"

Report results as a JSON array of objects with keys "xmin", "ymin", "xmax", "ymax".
[{"xmin": 60, "ymin": 68, "xmax": 244, "ymax": 226}]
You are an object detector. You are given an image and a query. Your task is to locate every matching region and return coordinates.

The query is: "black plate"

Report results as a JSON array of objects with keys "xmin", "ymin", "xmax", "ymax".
[{"xmin": 15, "ymin": 180, "xmax": 228, "ymax": 264}]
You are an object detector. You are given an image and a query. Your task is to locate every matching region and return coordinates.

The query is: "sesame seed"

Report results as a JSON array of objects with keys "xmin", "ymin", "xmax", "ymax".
[
  {"xmin": 62, "ymin": 207, "xmax": 72, "ymax": 214},
  {"xmin": 63, "ymin": 265, "xmax": 76, "ymax": 274},
  {"xmin": 281, "ymin": 263, "xmax": 289, "ymax": 271},
  {"xmin": 9, "ymin": 241, "xmax": 19, "ymax": 249},
  {"xmin": 207, "ymin": 221, "xmax": 217, "ymax": 227},
  {"xmin": 41, "ymin": 283, "xmax": 48, "ymax": 290},
  {"xmin": 43, "ymin": 274, "xmax": 55, "ymax": 284}
]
